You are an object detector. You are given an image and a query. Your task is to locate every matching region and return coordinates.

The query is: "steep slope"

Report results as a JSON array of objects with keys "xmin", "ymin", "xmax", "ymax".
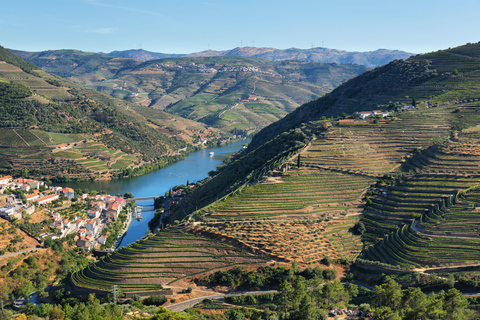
[
  {"xmin": 251, "ymin": 42, "xmax": 480, "ymax": 149},
  {"xmin": 187, "ymin": 46, "xmax": 415, "ymax": 68},
  {"xmin": 0, "ymin": 45, "xmax": 224, "ymax": 180},
  {"xmin": 13, "ymin": 49, "xmax": 368, "ymax": 133},
  {"xmin": 171, "ymin": 42, "xmax": 480, "ymax": 272}
]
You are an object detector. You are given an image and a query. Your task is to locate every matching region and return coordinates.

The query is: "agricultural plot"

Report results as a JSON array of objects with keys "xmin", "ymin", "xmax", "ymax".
[
  {"xmin": 72, "ymin": 231, "xmax": 267, "ymax": 293},
  {"xmin": 418, "ymin": 188, "xmax": 480, "ymax": 237},
  {"xmin": 361, "ymin": 138, "xmax": 480, "ymax": 268},
  {"xmin": 205, "ymin": 169, "xmax": 374, "ymax": 220},
  {"xmin": 362, "ymin": 223, "xmax": 480, "ymax": 269},
  {"xmin": 51, "ymin": 141, "xmax": 138, "ymax": 172},
  {"xmin": 0, "ymin": 130, "xmax": 28, "ymax": 146},
  {"xmin": 363, "ymin": 174, "xmax": 480, "ymax": 245},
  {"xmin": 303, "ymin": 115, "xmax": 451, "ymax": 176},
  {"xmin": 191, "ymin": 218, "xmax": 363, "ymax": 264}
]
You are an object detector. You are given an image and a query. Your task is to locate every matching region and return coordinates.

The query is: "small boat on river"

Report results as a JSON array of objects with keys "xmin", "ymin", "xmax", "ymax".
[{"xmin": 209, "ymin": 151, "xmax": 214, "ymax": 156}]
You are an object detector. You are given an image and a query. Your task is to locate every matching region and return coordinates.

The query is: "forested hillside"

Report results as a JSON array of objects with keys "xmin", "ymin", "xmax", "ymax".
[
  {"xmin": 12, "ymin": 49, "xmax": 368, "ymax": 133},
  {"xmin": 0, "ymin": 45, "xmax": 225, "ymax": 180}
]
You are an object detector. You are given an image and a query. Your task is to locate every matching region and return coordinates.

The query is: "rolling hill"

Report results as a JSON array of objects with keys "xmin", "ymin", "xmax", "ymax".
[
  {"xmin": 187, "ymin": 46, "xmax": 415, "ymax": 68},
  {"xmin": 12, "ymin": 49, "xmax": 368, "ymax": 133},
  {"xmin": 105, "ymin": 46, "xmax": 415, "ymax": 68},
  {"xmin": 172, "ymin": 42, "xmax": 480, "ymax": 270},
  {"xmin": 71, "ymin": 42, "xmax": 480, "ymax": 296},
  {"xmin": 104, "ymin": 49, "xmax": 184, "ymax": 61},
  {"xmin": 0, "ymin": 45, "xmax": 225, "ymax": 180}
]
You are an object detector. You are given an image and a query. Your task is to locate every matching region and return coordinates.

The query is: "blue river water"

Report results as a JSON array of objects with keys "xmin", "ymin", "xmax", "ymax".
[{"xmin": 57, "ymin": 139, "xmax": 249, "ymax": 247}]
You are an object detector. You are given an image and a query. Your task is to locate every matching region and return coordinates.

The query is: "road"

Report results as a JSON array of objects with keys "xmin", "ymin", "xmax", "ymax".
[
  {"xmin": 166, "ymin": 290, "xmax": 277, "ymax": 312},
  {"xmin": 165, "ymin": 282, "xmax": 374, "ymax": 312},
  {"xmin": 0, "ymin": 246, "xmax": 43, "ymax": 259}
]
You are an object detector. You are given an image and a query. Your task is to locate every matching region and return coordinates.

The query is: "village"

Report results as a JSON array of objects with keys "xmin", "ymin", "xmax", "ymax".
[{"xmin": 0, "ymin": 175, "xmax": 132, "ymax": 252}]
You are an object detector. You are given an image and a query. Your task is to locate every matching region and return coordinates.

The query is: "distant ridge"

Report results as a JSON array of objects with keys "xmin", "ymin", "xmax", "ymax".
[
  {"xmin": 187, "ymin": 46, "xmax": 415, "ymax": 68},
  {"xmin": 105, "ymin": 49, "xmax": 184, "ymax": 61}
]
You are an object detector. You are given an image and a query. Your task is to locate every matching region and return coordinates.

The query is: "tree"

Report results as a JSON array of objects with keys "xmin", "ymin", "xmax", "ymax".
[
  {"xmin": 347, "ymin": 284, "xmax": 359, "ymax": 298},
  {"xmin": 444, "ymin": 288, "xmax": 471, "ymax": 320},
  {"xmin": 353, "ymin": 221, "xmax": 366, "ymax": 235},
  {"xmin": 373, "ymin": 306, "xmax": 401, "ymax": 320},
  {"xmin": 296, "ymin": 295, "xmax": 315, "ymax": 320},
  {"xmin": 0, "ymin": 310, "xmax": 12, "ymax": 320},
  {"xmin": 49, "ymin": 305, "xmax": 65, "ymax": 320},
  {"xmin": 447, "ymin": 274, "xmax": 455, "ymax": 288},
  {"xmin": 322, "ymin": 280, "xmax": 348, "ymax": 305},
  {"xmin": 372, "ymin": 276, "xmax": 403, "ymax": 310},
  {"xmin": 297, "ymin": 154, "xmax": 301, "ymax": 168},
  {"xmin": 411, "ymin": 97, "xmax": 417, "ymax": 107},
  {"xmin": 123, "ymin": 192, "xmax": 134, "ymax": 199},
  {"xmin": 20, "ymin": 168, "xmax": 29, "ymax": 178},
  {"xmin": 278, "ymin": 280, "xmax": 292, "ymax": 317},
  {"xmin": 322, "ymin": 268, "xmax": 337, "ymax": 280},
  {"xmin": 402, "ymin": 287, "xmax": 427, "ymax": 320}
]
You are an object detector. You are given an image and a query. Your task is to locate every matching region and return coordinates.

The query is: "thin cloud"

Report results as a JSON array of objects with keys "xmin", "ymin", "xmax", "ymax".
[
  {"xmin": 87, "ymin": 27, "xmax": 119, "ymax": 34},
  {"xmin": 0, "ymin": 20, "xmax": 26, "ymax": 27},
  {"xmin": 83, "ymin": 0, "xmax": 166, "ymax": 18}
]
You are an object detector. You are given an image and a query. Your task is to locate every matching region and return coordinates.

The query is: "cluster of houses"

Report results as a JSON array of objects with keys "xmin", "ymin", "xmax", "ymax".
[
  {"xmin": 0, "ymin": 175, "xmax": 129, "ymax": 251},
  {"xmin": 155, "ymin": 62, "xmax": 217, "ymax": 74},
  {"xmin": 218, "ymin": 65, "xmax": 278, "ymax": 77},
  {"xmin": 352, "ymin": 105, "xmax": 415, "ymax": 120},
  {"xmin": 353, "ymin": 110, "xmax": 390, "ymax": 120},
  {"xmin": 48, "ymin": 193, "xmax": 127, "ymax": 250}
]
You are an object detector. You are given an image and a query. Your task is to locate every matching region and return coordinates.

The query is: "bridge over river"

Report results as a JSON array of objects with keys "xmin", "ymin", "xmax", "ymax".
[{"xmin": 126, "ymin": 196, "xmax": 160, "ymax": 202}]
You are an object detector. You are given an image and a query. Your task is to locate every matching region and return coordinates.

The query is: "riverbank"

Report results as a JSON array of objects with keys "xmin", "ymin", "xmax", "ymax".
[
  {"xmin": 56, "ymin": 139, "xmax": 250, "ymax": 249},
  {"xmin": 114, "ymin": 205, "xmax": 133, "ymax": 249},
  {"xmin": 50, "ymin": 137, "xmax": 247, "ymax": 184}
]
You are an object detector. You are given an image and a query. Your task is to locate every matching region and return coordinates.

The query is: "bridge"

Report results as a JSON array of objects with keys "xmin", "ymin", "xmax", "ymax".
[{"xmin": 126, "ymin": 196, "xmax": 161, "ymax": 202}]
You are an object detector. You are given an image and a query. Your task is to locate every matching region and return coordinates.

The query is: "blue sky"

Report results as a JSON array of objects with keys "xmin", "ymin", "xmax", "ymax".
[{"xmin": 1, "ymin": 0, "xmax": 479, "ymax": 54}]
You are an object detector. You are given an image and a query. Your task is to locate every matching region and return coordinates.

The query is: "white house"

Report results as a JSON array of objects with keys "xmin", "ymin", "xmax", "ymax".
[
  {"xmin": 36, "ymin": 194, "xmax": 59, "ymax": 205},
  {"xmin": 85, "ymin": 219, "xmax": 97, "ymax": 233},
  {"xmin": 98, "ymin": 235, "xmax": 108, "ymax": 245},
  {"xmin": 25, "ymin": 194, "xmax": 39, "ymax": 202},
  {"xmin": 87, "ymin": 209, "xmax": 101, "ymax": 219},
  {"xmin": 62, "ymin": 188, "xmax": 75, "ymax": 200},
  {"xmin": 0, "ymin": 176, "xmax": 12, "ymax": 185},
  {"xmin": 354, "ymin": 111, "xmax": 374, "ymax": 119}
]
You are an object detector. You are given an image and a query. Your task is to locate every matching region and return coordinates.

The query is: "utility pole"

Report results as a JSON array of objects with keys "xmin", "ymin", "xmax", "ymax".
[{"xmin": 112, "ymin": 285, "xmax": 117, "ymax": 304}]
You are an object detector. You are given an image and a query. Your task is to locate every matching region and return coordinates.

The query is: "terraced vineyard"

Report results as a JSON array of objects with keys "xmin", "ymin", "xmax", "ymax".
[
  {"xmin": 205, "ymin": 169, "xmax": 374, "ymax": 220},
  {"xmin": 360, "ymin": 137, "xmax": 480, "ymax": 269},
  {"xmin": 0, "ymin": 62, "xmax": 72, "ymax": 101},
  {"xmin": 303, "ymin": 110, "xmax": 451, "ymax": 175},
  {"xmin": 71, "ymin": 231, "xmax": 267, "ymax": 293},
  {"xmin": 191, "ymin": 218, "xmax": 363, "ymax": 264}
]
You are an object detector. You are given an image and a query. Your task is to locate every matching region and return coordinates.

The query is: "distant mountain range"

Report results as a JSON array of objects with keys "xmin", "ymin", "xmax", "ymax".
[
  {"xmin": 106, "ymin": 46, "xmax": 415, "ymax": 68},
  {"xmin": 104, "ymin": 49, "xmax": 184, "ymax": 61},
  {"xmin": 11, "ymin": 48, "xmax": 367, "ymax": 133}
]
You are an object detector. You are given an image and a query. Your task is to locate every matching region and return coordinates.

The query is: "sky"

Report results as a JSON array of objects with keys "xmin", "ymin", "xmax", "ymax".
[{"xmin": 1, "ymin": 0, "xmax": 479, "ymax": 54}]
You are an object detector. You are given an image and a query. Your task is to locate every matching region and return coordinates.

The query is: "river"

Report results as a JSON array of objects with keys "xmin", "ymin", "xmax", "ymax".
[{"xmin": 57, "ymin": 139, "xmax": 249, "ymax": 247}]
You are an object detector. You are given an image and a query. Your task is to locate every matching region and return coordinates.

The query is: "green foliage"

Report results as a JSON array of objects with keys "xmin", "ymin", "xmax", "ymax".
[
  {"xmin": 0, "ymin": 45, "xmax": 39, "ymax": 73},
  {"xmin": 0, "ymin": 81, "xmax": 31, "ymax": 100}
]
